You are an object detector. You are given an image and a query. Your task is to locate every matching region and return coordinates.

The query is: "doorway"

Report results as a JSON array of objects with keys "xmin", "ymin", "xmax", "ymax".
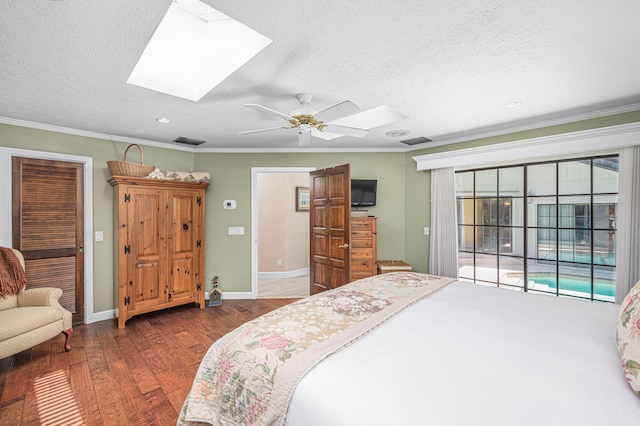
[
  {"xmin": 251, "ymin": 167, "xmax": 315, "ymax": 299},
  {"xmin": 13, "ymin": 157, "xmax": 85, "ymax": 322},
  {"xmin": 0, "ymin": 147, "xmax": 95, "ymax": 324}
]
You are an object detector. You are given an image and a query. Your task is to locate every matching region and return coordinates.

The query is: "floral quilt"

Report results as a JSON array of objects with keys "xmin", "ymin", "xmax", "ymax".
[{"xmin": 178, "ymin": 272, "xmax": 455, "ymax": 426}]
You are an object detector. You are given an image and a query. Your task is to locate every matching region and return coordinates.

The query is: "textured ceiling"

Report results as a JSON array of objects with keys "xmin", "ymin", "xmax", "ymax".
[{"xmin": 1, "ymin": 0, "xmax": 640, "ymax": 151}]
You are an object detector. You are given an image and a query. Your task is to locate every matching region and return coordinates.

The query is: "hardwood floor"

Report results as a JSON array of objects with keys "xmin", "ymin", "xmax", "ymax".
[
  {"xmin": 258, "ymin": 274, "xmax": 310, "ymax": 298},
  {"xmin": 0, "ymin": 299, "xmax": 296, "ymax": 425}
]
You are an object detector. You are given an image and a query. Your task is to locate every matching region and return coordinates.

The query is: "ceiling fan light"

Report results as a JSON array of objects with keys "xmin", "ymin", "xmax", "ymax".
[{"xmin": 299, "ymin": 124, "xmax": 312, "ymax": 133}]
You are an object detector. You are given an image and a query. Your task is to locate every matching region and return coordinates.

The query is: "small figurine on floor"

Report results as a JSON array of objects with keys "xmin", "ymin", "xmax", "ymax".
[{"xmin": 209, "ymin": 275, "xmax": 222, "ymax": 307}]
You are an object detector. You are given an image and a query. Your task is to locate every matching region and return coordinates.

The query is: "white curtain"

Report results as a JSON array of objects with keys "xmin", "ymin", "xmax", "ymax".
[
  {"xmin": 429, "ymin": 167, "xmax": 459, "ymax": 278},
  {"xmin": 616, "ymin": 145, "xmax": 640, "ymax": 303}
]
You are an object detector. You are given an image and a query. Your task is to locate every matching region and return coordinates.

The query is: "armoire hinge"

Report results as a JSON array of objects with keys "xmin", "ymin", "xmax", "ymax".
[
  {"xmin": 196, "ymin": 240, "xmax": 202, "ymax": 248},
  {"xmin": 124, "ymin": 193, "xmax": 130, "ymax": 202},
  {"xmin": 197, "ymin": 283, "xmax": 202, "ymax": 291},
  {"xmin": 197, "ymin": 196, "xmax": 202, "ymax": 206},
  {"xmin": 124, "ymin": 296, "xmax": 130, "ymax": 306},
  {"xmin": 124, "ymin": 245, "xmax": 130, "ymax": 254}
]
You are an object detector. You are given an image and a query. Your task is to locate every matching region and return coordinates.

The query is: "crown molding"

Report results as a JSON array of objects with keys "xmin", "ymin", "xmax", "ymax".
[
  {"xmin": 3, "ymin": 101, "xmax": 639, "ymax": 155},
  {"xmin": 0, "ymin": 116, "xmax": 197, "ymax": 152},
  {"xmin": 405, "ymin": 102, "xmax": 640, "ymax": 152},
  {"xmin": 413, "ymin": 122, "xmax": 640, "ymax": 171}
]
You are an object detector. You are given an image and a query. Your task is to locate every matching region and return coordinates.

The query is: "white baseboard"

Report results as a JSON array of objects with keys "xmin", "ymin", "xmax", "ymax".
[
  {"xmin": 258, "ymin": 267, "xmax": 309, "ymax": 280},
  {"xmin": 222, "ymin": 291, "xmax": 254, "ymax": 300},
  {"xmin": 88, "ymin": 309, "xmax": 116, "ymax": 324}
]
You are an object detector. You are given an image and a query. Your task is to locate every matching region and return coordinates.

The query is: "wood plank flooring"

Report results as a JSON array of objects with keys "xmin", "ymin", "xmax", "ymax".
[
  {"xmin": 0, "ymin": 299, "xmax": 296, "ymax": 426},
  {"xmin": 258, "ymin": 274, "xmax": 310, "ymax": 298}
]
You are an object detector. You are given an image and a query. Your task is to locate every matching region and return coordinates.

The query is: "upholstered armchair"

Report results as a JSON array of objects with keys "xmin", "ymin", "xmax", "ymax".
[{"xmin": 0, "ymin": 248, "xmax": 73, "ymax": 359}]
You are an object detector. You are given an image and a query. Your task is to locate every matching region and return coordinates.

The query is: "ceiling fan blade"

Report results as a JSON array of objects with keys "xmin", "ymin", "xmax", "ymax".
[
  {"xmin": 322, "ymin": 124, "xmax": 368, "ymax": 138},
  {"xmin": 299, "ymin": 130, "xmax": 312, "ymax": 146},
  {"xmin": 314, "ymin": 100, "xmax": 360, "ymax": 123},
  {"xmin": 311, "ymin": 128, "xmax": 343, "ymax": 140},
  {"xmin": 239, "ymin": 126, "xmax": 285, "ymax": 135},
  {"xmin": 329, "ymin": 105, "xmax": 408, "ymax": 129},
  {"xmin": 245, "ymin": 104, "xmax": 293, "ymax": 121}
]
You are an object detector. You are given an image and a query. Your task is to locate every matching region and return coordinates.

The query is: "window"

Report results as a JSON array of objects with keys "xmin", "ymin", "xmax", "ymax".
[{"xmin": 456, "ymin": 156, "xmax": 618, "ymax": 302}]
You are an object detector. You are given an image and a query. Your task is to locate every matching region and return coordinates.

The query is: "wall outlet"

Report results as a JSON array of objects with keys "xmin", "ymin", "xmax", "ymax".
[
  {"xmin": 204, "ymin": 291, "xmax": 210, "ymax": 300},
  {"xmin": 424, "ymin": 227, "xmax": 430, "ymax": 235},
  {"xmin": 277, "ymin": 259, "xmax": 283, "ymax": 267}
]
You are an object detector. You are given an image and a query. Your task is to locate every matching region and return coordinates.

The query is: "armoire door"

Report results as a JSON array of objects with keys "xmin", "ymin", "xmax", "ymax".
[
  {"xmin": 309, "ymin": 164, "xmax": 351, "ymax": 295},
  {"xmin": 168, "ymin": 190, "xmax": 200, "ymax": 304},
  {"xmin": 127, "ymin": 187, "xmax": 165, "ymax": 311},
  {"xmin": 12, "ymin": 156, "xmax": 85, "ymax": 323}
]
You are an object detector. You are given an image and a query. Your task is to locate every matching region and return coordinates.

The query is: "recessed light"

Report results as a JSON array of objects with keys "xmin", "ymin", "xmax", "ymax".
[
  {"xmin": 505, "ymin": 101, "xmax": 523, "ymax": 108},
  {"xmin": 156, "ymin": 117, "xmax": 171, "ymax": 124},
  {"xmin": 385, "ymin": 129, "xmax": 411, "ymax": 137}
]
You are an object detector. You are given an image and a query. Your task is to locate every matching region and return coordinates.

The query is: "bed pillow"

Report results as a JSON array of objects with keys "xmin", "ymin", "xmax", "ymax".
[{"xmin": 617, "ymin": 280, "xmax": 640, "ymax": 397}]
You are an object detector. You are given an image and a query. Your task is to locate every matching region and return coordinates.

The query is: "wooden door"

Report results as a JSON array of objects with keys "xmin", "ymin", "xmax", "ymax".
[
  {"xmin": 127, "ymin": 187, "xmax": 165, "ymax": 312},
  {"xmin": 309, "ymin": 164, "xmax": 351, "ymax": 295},
  {"xmin": 168, "ymin": 190, "xmax": 199, "ymax": 304},
  {"xmin": 12, "ymin": 157, "xmax": 84, "ymax": 323}
]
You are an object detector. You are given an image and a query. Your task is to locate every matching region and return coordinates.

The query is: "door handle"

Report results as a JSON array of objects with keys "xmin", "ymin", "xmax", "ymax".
[
  {"xmin": 338, "ymin": 243, "xmax": 351, "ymax": 249},
  {"xmin": 77, "ymin": 246, "xmax": 84, "ymax": 253}
]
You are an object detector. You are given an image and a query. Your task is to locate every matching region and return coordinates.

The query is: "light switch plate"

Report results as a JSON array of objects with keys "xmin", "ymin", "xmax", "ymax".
[
  {"xmin": 95, "ymin": 231, "xmax": 104, "ymax": 241},
  {"xmin": 228, "ymin": 226, "xmax": 245, "ymax": 235}
]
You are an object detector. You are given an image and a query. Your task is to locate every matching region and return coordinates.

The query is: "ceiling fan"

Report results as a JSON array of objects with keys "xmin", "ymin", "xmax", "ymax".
[{"xmin": 239, "ymin": 93, "xmax": 407, "ymax": 146}]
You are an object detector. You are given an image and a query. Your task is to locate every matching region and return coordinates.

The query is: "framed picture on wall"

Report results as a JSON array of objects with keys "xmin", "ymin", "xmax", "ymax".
[{"xmin": 296, "ymin": 186, "xmax": 310, "ymax": 211}]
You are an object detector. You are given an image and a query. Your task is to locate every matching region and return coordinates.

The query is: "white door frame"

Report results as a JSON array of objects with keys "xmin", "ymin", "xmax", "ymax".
[
  {"xmin": 251, "ymin": 167, "xmax": 315, "ymax": 299},
  {"xmin": 0, "ymin": 147, "xmax": 96, "ymax": 324}
]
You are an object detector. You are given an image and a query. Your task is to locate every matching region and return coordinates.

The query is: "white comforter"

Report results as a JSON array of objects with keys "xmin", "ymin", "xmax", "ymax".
[{"xmin": 285, "ymin": 281, "xmax": 640, "ymax": 425}]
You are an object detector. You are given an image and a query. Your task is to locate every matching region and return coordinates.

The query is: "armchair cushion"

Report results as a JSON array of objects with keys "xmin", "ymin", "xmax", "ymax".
[
  {"xmin": 0, "ymin": 294, "xmax": 17, "ymax": 311},
  {"xmin": 0, "ymin": 307, "xmax": 65, "ymax": 341},
  {"xmin": 18, "ymin": 287, "xmax": 64, "ymax": 307}
]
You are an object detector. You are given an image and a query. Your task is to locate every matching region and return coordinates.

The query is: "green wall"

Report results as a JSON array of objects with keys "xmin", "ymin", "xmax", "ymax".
[
  {"xmin": 0, "ymin": 124, "xmax": 410, "ymax": 312},
  {"xmin": 193, "ymin": 152, "xmax": 409, "ymax": 294},
  {"xmin": 0, "ymin": 124, "xmax": 195, "ymax": 313},
  {"xmin": 2, "ymin": 109, "xmax": 639, "ymax": 314}
]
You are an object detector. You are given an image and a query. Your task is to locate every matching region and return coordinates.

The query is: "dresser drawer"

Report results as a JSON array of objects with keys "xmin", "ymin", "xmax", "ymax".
[
  {"xmin": 351, "ymin": 260, "xmax": 373, "ymax": 273},
  {"xmin": 351, "ymin": 248, "xmax": 373, "ymax": 259},
  {"xmin": 351, "ymin": 220, "xmax": 373, "ymax": 231},
  {"xmin": 351, "ymin": 229, "xmax": 373, "ymax": 239},
  {"xmin": 351, "ymin": 239, "xmax": 373, "ymax": 248}
]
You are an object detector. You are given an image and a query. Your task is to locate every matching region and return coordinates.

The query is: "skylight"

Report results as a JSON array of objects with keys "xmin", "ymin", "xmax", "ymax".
[{"xmin": 127, "ymin": 0, "xmax": 272, "ymax": 101}]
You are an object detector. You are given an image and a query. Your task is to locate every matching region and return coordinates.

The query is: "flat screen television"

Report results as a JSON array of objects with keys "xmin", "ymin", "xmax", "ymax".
[{"xmin": 351, "ymin": 179, "xmax": 377, "ymax": 207}]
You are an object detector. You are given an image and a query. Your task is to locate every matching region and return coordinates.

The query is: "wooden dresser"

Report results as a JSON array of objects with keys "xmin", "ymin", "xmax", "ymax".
[
  {"xmin": 109, "ymin": 176, "xmax": 209, "ymax": 328},
  {"xmin": 350, "ymin": 217, "xmax": 377, "ymax": 281}
]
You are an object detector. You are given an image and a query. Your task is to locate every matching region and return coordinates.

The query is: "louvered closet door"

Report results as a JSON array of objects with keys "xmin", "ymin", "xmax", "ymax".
[{"xmin": 12, "ymin": 157, "xmax": 84, "ymax": 323}]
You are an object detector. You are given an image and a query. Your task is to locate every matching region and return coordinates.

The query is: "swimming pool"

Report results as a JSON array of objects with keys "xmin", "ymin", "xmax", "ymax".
[{"xmin": 529, "ymin": 276, "xmax": 614, "ymax": 297}]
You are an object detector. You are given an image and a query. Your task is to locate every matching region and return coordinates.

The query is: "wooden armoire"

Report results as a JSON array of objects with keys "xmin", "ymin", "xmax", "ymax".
[{"xmin": 109, "ymin": 176, "xmax": 209, "ymax": 328}]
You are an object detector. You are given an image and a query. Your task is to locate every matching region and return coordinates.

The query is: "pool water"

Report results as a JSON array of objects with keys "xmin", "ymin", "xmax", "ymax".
[{"xmin": 530, "ymin": 276, "xmax": 614, "ymax": 297}]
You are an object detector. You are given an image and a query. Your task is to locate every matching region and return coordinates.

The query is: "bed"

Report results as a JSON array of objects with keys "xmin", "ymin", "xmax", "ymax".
[{"xmin": 178, "ymin": 272, "xmax": 640, "ymax": 426}]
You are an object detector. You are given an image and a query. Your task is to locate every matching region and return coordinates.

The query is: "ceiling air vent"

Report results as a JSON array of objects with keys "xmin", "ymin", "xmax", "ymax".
[
  {"xmin": 399, "ymin": 136, "xmax": 432, "ymax": 146},
  {"xmin": 173, "ymin": 136, "xmax": 206, "ymax": 146}
]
